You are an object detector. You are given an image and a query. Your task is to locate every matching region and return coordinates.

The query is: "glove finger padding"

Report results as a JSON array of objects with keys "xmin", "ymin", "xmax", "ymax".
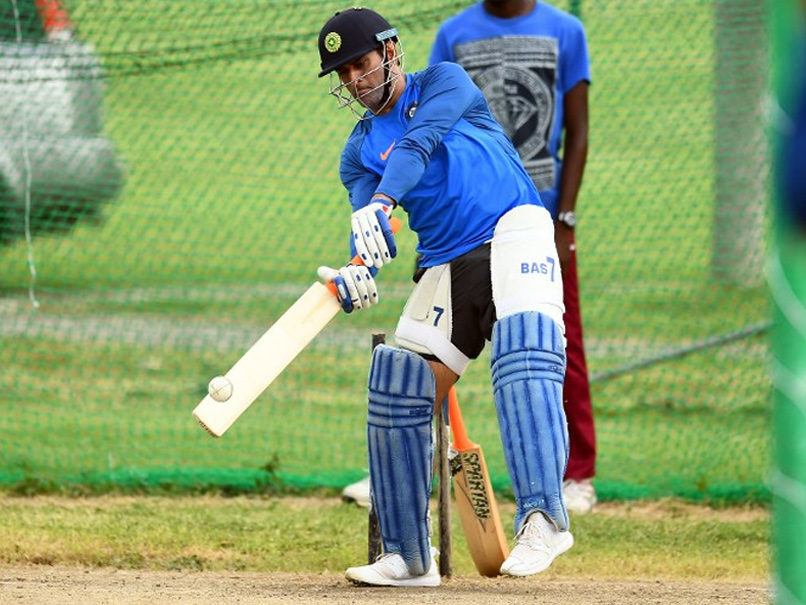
[
  {"xmin": 376, "ymin": 210, "xmax": 397, "ymax": 260},
  {"xmin": 351, "ymin": 201, "xmax": 396, "ymax": 268},
  {"xmin": 352, "ymin": 213, "xmax": 382, "ymax": 269},
  {"xmin": 317, "ymin": 266, "xmax": 340, "ymax": 282},
  {"xmin": 317, "ymin": 264, "xmax": 378, "ymax": 313},
  {"xmin": 341, "ymin": 264, "xmax": 377, "ymax": 311},
  {"xmin": 318, "ymin": 265, "xmax": 354, "ymax": 313}
]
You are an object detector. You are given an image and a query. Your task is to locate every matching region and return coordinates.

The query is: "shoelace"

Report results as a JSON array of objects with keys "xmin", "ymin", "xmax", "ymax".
[
  {"xmin": 374, "ymin": 553, "xmax": 402, "ymax": 566},
  {"xmin": 516, "ymin": 517, "xmax": 552, "ymax": 553},
  {"xmin": 372, "ymin": 549, "xmax": 439, "ymax": 572},
  {"xmin": 368, "ymin": 553, "xmax": 409, "ymax": 578}
]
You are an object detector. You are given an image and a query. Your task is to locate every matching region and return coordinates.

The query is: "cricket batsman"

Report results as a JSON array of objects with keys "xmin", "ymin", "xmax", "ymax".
[{"xmin": 316, "ymin": 7, "xmax": 572, "ymax": 586}]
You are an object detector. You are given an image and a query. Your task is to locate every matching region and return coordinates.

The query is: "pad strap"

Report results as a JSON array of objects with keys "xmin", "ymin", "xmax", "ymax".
[
  {"xmin": 367, "ymin": 345, "xmax": 435, "ymax": 574},
  {"xmin": 491, "ymin": 311, "xmax": 570, "ymax": 531}
]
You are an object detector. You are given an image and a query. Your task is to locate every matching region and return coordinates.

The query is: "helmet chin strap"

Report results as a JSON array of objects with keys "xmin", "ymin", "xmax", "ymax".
[
  {"xmin": 370, "ymin": 42, "xmax": 403, "ymax": 116},
  {"xmin": 367, "ymin": 42, "xmax": 398, "ymax": 117},
  {"xmin": 377, "ymin": 72, "xmax": 393, "ymax": 113}
]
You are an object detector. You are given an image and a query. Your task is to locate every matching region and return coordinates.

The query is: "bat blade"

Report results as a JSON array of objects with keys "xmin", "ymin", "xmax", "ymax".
[
  {"xmin": 193, "ymin": 216, "xmax": 402, "ymax": 438},
  {"xmin": 192, "ymin": 282, "xmax": 341, "ymax": 437},
  {"xmin": 448, "ymin": 388, "xmax": 509, "ymax": 577}
]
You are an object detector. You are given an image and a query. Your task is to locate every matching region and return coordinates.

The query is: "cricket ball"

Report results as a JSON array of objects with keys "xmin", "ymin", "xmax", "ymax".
[{"xmin": 208, "ymin": 375, "xmax": 233, "ymax": 402}]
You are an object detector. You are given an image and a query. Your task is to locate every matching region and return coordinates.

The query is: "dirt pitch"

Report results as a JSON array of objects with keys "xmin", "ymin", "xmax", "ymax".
[{"xmin": 0, "ymin": 566, "xmax": 770, "ymax": 605}]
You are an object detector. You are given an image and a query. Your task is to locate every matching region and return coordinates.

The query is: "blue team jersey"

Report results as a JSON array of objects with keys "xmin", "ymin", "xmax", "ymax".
[
  {"xmin": 430, "ymin": 2, "xmax": 590, "ymax": 217},
  {"xmin": 340, "ymin": 62, "xmax": 543, "ymax": 267}
]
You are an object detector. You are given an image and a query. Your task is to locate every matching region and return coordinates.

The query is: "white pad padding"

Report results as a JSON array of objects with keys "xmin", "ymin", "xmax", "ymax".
[
  {"xmin": 491, "ymin": 205, "xmax": 566, "ymax": 332},
  {"xmin": 395, "ymin": 263, "xmax": 471, "ymax": 376}
]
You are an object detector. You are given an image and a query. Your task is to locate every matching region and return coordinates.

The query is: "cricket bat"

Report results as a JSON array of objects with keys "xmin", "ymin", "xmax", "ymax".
[
  {"xmin": 193, "ymin": 217, "xmax": 402, "ymax": 438},
  {"xmin": 448, "ymin": 387, "xmax": 510, "ymax": 577}
]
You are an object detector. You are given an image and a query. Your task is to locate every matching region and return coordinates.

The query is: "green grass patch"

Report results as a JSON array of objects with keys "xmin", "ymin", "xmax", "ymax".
[{"xmin": 0, "ymin": 495, "xmax": 768, "ymax": 581}]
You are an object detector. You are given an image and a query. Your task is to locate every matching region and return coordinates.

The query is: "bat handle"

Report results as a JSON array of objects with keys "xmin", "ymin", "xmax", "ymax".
[
  {"xmin": 447, "ymin": 386, "xmax": 474, "ymax": 450},
  {"xmin": 325, "ymin": 216, "xmax": 403, "ymax": 298}
]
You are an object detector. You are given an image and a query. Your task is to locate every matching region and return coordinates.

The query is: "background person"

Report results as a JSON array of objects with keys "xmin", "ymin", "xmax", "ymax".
[{"xmin": 430, "ymin": 0, "xmax": 597, "ymax": 514}]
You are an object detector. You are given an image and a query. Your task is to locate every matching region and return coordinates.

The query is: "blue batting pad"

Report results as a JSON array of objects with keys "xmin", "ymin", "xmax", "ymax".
[
  {"xmin": 491, "ymin": 312, "xmax": 570, "ymax": 532},
  {"xmin": 367, "ymin": 345, "xmax": 435, "ymax": 575}
]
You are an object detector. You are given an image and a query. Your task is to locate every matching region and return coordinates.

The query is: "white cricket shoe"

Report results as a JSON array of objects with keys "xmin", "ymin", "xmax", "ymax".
[
  {"xmin": 500, "ymin": 512, "xmax": 573, "ymax": 577},
  {"xmin": 341, "ymin": 476, "xmax": 371, "ymax": 508},
  {"xmin": 345, "ymin": 548, "xmax": 441, "ymax": 587},
  {"xmin": 563, "ymin": 479, "xmax": 597, "ymax": 515}
]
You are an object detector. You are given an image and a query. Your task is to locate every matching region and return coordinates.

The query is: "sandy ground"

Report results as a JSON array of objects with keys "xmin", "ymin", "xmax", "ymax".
[{"xmin": 0, "ymin": 566, "xmax": 770, "ymax": 605}]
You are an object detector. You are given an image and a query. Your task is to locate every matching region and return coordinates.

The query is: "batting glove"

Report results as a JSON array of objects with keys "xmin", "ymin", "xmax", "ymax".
[
  {"xmin": 351, "ymin": 201, "xmax": 397, "ymax": 269},
  {"xmin": 317, "ymin": 264, "xmax": 379, "ymax": 314}
]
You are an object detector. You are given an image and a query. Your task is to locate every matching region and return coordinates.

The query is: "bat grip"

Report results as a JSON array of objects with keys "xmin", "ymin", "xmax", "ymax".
[
  {"xmin": 326, "ymin": 216, "xmax": 403, "ymax": 298},
  {"xmin": 447, "ymin": 386, "xmax": 474, "ymax": 450}
]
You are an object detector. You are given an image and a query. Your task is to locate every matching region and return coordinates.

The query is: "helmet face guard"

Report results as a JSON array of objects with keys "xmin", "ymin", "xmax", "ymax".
[
  {"xmin": 317, "ymin": 8, "xmax": 405, "ymax": 119},
  {"xmin": 327, "ymin": 39, "xmax": 405, "ymax": 120}
]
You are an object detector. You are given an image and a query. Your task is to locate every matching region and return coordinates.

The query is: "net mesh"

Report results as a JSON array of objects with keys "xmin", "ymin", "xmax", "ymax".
[
  {"xmin": 770, "ymin": 0, "xmax": 806, "ymax": 599},
  {"xmin": 0, "ymin": 0, "xmax": 771, "ymax": 503}
]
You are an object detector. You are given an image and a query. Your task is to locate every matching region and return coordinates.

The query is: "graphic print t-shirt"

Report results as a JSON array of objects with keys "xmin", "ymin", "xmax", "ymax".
[{"xmin": 430, "ymin": 2, "xmax": 590, "ymax": 216}]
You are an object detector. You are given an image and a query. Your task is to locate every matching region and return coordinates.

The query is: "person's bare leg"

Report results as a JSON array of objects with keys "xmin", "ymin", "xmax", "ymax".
[{"xmin": 428, "ymin": 360, "xmax": 459, "ymax": 409}]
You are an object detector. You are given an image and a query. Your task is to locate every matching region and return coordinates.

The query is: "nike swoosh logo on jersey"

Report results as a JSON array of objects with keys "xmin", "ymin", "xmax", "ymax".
[{"xmin": 380, "ymin": 141, "xmax": 396, "ymax": 161}]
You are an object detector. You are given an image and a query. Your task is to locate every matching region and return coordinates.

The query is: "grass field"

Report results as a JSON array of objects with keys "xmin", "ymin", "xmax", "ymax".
[
  {"xmin": 0, "ymin": 0, "xmax": 771, "ymax": 506},
  {"xmin": 0, "ymin": 496, "xmax": 769, "ymax": 581}
]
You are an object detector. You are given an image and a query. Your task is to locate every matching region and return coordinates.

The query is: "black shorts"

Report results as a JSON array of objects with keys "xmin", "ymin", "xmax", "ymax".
[
  {"xmin": 441, "ymin": 242, "xmax": 495, "ymax": 360},
  {"xmin": 398, "ymin": 243, "xmax": 495, "ymax": 373}
]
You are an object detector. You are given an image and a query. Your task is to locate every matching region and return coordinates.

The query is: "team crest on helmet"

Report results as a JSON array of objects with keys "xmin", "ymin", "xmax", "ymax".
[{"xmin": 324, "ymin": 32, "xmax": 342, "ymax": 53}]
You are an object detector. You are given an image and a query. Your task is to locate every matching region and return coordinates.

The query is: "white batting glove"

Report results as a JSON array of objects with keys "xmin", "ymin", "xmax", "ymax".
[
  {"xmin": 351, "ymin": 201, "xmax": 397, "ymax": 269},
  {"xmin": 317, "ymin": 264, "xmax": 379, "ymax": 314}
]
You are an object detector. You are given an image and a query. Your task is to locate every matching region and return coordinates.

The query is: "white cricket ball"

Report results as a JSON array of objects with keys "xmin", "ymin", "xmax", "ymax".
[{"xmin": 208, "ymin": 375, "xmax": 233, "ymax": 402}]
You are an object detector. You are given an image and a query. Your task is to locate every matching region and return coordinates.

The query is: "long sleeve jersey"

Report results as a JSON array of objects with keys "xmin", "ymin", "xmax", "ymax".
[{"xmin": 339, "ymin": 61, "xmax": 543, "ymax": 267}]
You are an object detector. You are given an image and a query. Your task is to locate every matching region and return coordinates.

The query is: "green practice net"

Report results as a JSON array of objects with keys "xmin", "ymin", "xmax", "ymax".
[
  {"xmin": 770, "ymin": 0, "xmax": 806, "ymax": 601},
  {"xmin": 0, "ymin": 0, "xmax": 771, "ymax": 503}
]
